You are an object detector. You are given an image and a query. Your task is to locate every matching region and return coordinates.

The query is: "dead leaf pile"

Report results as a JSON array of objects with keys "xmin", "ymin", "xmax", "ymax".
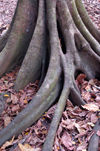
[
  {"xmin": 54, "ymin": 75, "xmax": 100, "ymax": 151},
  {"xmin": 0, "ymin": 71, "xmax": 99, "ymax": 151},
  {"xmin": 0, "ymin": 67, "xmax": 38, "ymax": 131}
]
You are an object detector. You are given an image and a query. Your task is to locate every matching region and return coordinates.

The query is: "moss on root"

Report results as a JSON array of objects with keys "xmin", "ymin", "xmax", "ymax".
[{"xmin": 0, "ymin": 0, "xmax": 100, "ymax": 150}]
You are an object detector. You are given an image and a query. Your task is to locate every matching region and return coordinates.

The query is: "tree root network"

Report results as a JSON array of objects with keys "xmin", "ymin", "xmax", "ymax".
[{"xmin": 0, "ymin": 0, "xmax": 100, "ymax": 150}]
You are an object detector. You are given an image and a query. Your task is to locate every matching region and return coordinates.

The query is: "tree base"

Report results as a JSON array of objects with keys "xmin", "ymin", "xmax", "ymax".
[{"xmin": 0, "ymin": 0, "xmax": 100, "ymax": 150}]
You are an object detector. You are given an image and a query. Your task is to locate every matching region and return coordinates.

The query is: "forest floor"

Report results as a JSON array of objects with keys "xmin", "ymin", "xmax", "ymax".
[{"xmin": 0, "ymin": 0, "xmax": 100, "ymax": 151}]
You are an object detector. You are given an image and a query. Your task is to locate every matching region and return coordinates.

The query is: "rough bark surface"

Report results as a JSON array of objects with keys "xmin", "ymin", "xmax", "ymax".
[{"xmin": 0, "ymin": 0, "xmax": 100, "ymax": 150}]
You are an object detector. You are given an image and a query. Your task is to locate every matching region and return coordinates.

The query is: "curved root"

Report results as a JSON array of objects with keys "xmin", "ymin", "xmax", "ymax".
[
  {"xmin": 0, "ymin": 0, "xmax": 100, "ymax": 150},
  {"xmin": 15, "ymin": 0, "xmax": 46, "ymax": 90},
  {"xmin": 75, "ymin": 0, "xmax": 100, "ymax": 43},
  {"xmin": 0, "ymin": 0, "xmax": 38, "ymax": 76},
  {"xmin": 88, "ymin": 118, "xmax": 100, "ymax": 151}
]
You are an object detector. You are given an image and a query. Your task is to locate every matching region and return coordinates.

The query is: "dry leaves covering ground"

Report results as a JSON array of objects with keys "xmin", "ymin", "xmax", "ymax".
[
  {"xmin": 0, "ymin": 0, "xmax": 100, "ymax": 151},
  {"xmin": 0, "ymin": 0, "xmax": 18, "ymax": 35}
]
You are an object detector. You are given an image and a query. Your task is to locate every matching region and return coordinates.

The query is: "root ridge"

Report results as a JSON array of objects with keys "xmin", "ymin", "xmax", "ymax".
[{"xmin": 0, "ymin": 0, "xmax": 100, "ymax": 150}]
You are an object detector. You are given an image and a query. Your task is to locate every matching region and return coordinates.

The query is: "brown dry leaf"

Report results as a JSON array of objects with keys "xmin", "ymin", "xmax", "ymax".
[
  {"xmin": 61, "ymin": 118, "xmax": 75, "ymax": 130},
  {"xmin": 18, "ymin": 143, "xmax": 40, "ymax": 151},
  {"xmin": 6, "ymin": 98, "xmax": 12, "ymax": 103},
  {"xmin": 76, "ymin": 142, "xmax": 87, "ymax": 151},
  {"xmin": 61, "ymin": 132, "xmax": 74, "ymax": 150},
  {"xmin": 75, "ymin": 123, "xmax": 85, "ymax": 134},
  {"xmin": 1, "ymin": 136, "xmax": 15, "ymax": 149},
  {"xmin": 90, "ymin": 113, "xmax": 98, "ymax": 123},
  {"xmin": 81, "ymin": 91, "xmax": 91, "ymax": 102},
  {"xmin": 96, "ymin": 95, "xmax": 100, "ymax": 102},
  {"xmin": 11, "ymin": 93, "xmax": 18, "ymax": 104},
  {"xmin": 87, "ymin": 122, "xmax": 94, "ymax": 127},
  {"xmin": 96, "ymin": 130, "xmax": 100, "ymax": 136},
  {"xmin": 4, "ymin": 94, "xmax": 9, "ymax": 97},
  {"xmin": 4, "ymin": 116, "xmax": 11, "ymax": 127},
  {"xmin": 82, "ymin": 103, "xmax": 99, "ymax": 112},
  {"xmin": 24, "ymin": 100, "xmax": 28, "ymax": 104},
  {"xmin": 85, "ymin": 84, "xmax": 91, "ymax": 92},
  {"xmin": 11, "ymin": 104, "xmax": 20, "ymax": 112},
  {"xmin": 76, "ymin": 74, "xmax": 86, "ymax": 85}
]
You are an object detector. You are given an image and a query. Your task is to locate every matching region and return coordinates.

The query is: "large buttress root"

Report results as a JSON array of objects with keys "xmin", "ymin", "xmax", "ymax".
[
  {"xmin": 58, "ymin": 0, "xmax": 100, "ymax": 79},
  {"xmin": 0, "ymin": 0, "xmax": 100, "ymax": 150},
  {"xmin": 0, "ymin": 0, "xmax": 38, "ymax": 76},
  {"xmin": 43, "ymin": 1, "xmax": 86, "ymax": 150},
  {"xmin": 15, "ymin": 0, "xmax": 46, "ymax": 90},
  {"xmin": 67, "ymin": 0, "xmax": 100, "ymax": 55},
  {"xmin": 75, "ymin": 0, "xmax": 100, "ymax": 43},
  {"xmin": 0, "ymin": 0, "xmax": 61, "ymax": 146}
]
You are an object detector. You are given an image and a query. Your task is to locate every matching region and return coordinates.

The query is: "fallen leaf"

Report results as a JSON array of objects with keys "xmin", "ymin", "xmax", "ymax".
[
  {"xmin": 11, "ymin": 93, "xmax": 18, "ymax": 104},
  {"xmin": 87, "ymin": 122, "xmax": 94, "ymax": 127},
  {"xmin": 76, "ymin": 142, "xmax": 87, "ymax": 151},
  {"xmin": 61, "ymin": 132, "xmax": 74, "ymax": 150},
  {"xmin": 97, "ymin": 130, "xmax": 100, "ymax": 136},
  {"xmin": 76, "ymin": 74, "xmax": 86, "ymax": 85},
  {"xmin": 82, "ymin": 103, "xmax": 99, "ymax": 112},
  {"xmin": 90, "ymin": 113, "xmax": 98, "ymax": 123},
  {"xmin": 75, "ymin": 123, "xmax": 85, "ymax": 133},
  {"xmin": 4, "ymin": 94, "xmax": 9, "ymax": 97},
  {"xmin": 1, "ymin": 136, "xmax": 15, "ymax": 149},
  {"xmin": 18, "ymin": 143, "xmax": 40, "ymax": 151},
  {"xmin": 11, "ymin": 104, "xmax": 20, "ymax": 112},
  {"xmin": 24, "ymin": 100, "xmax": 28, "ymax": 104},
  {"xmin": 4, "ymin": 116, "xmax": 11, "ymax": 127}
]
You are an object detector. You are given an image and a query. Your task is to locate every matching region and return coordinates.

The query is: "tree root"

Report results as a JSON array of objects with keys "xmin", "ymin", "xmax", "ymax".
[
  {"xmin": 88, "ymin": 118, "xmax": 100, "ymax": 151},
  {"xmin": 75, "ymin": 0, "xmax": 100, "ymax": 43},
  {"xmin": 0, "ymin": 0, "xmax": 100, "ymax": 150},
  {"xmin": 0, "ymin": 0, "xmax": 38, "ymax": 76},
  {"xmin": 0, "ymin": 1, "xmax": 18, "ymax": 52},
  {"xmin": 0, "ymin": 80, "xmax": 61, "ymax": 146},
  {"xmin": 67, "ymin": 0, "xmax": 100, "ymax": 55},
  {"xmin": 15, "ymin": 0, "xmax": 46, "ymax": 90},
  {"xmin": 42, "ymin": 50, "xmax": 71, "ymax": 151}
]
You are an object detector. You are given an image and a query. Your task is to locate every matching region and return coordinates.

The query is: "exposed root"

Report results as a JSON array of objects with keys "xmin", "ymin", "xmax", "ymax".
[
  {"xmin": 42, "ymin": 49, "xmax": 71, "ymax": 151},
  {"xmin": 43, "ymin": 1, "xmax": 86, "ymax": 150},
  {"xmin": 88, "ymin": 118, "xmax": 100, "ymax": 151},
  {"xmin": 75, "ymin": 0, "xmax": 100, "ymax": 43},
  {"xmin": 0, "ymin": 42, "xmax": 61, "ymax": 146},
  {"xmin": 0, "ymin": 0, "xmax": 38, "ymax": 76},
  {"xmin": 0, "ymin": 0, "xmax": 62, "ymax": 146},
  {"xmin": 0, "ymin": 93, "xmax": 8, "ymax": 114},
  {"xmin": 0, "ymin": 0, "xmax": 100, "ymax": 150},
  {"xmin": 0, "ymin": 81, "xmax": 61, "ymax": 146},
  {"xmin": 70, "ymin": 87, "xmax": 85, "ymax": 105},
  {"xmin": 67, "ymin": 0, "xmax": 100, "ymax": 55},
  {"xmin": 57, "ymin": 0, "xmax": 100, "ymax": 79}
]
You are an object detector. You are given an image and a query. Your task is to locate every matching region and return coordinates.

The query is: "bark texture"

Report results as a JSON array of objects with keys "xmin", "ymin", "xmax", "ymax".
[{"xmin": 0, "ymin": 0, "xmax": 100, "ymax": 150}]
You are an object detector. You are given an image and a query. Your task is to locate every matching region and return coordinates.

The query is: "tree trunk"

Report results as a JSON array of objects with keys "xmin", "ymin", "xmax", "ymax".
[{"xmin": 0, "ymin": 0, "xmax": 100, "ymax": 150}]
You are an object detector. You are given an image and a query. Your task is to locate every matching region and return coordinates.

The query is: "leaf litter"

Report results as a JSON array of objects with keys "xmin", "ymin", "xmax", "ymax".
[{"xmin": 0, "ymin": 68, "xmax": 99, "ymax": 151}]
